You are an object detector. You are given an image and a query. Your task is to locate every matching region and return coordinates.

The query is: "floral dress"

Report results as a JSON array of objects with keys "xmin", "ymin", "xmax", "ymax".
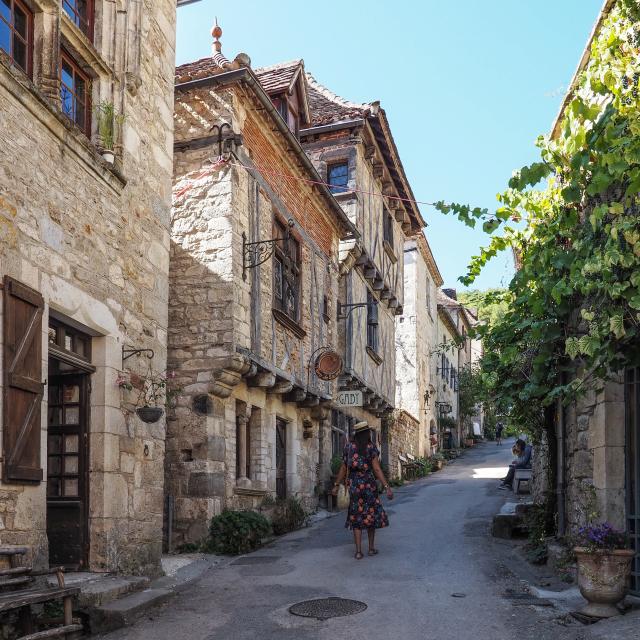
[{"xmin": 343, "ymin": 442, "xmax": 389, "ymax": 530}]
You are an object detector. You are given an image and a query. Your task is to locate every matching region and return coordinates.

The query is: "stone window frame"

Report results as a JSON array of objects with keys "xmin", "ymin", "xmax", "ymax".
[
  {"xmin": 1, "ymin": 1, "xmax": 122, "ymax": 178},
  {"xmin": 0, "ymin": 0, "xmax": 34, "ymax": 76},
  {"xmin": 318, "ymin": 147, "xmax": 357, "ymax": 198}
]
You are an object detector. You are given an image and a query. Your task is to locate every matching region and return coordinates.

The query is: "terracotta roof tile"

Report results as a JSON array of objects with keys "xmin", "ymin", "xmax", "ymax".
[
  {"xmin": 175, "ymin": 56, "xmax": 223, "ymax": 83},
  {"xmin": 305, "ymin": 73, "xmax": 369, "ymax": 126},
  {"xmin": 254, "ymin": 60, "xmax": 304, "ymax": 95}
]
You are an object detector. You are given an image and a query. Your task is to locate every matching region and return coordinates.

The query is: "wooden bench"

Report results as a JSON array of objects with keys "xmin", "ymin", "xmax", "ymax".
[
  {"xmin": 0, "ymin": 546, "xmax": 82, "ymax": 639},
  {"xmin": 513, "ymin": 468, "xmax": 532, "ymax": 495},
  {"xmin": 398, "ymin": 454, "xmax": 420, "ymax": 480}
]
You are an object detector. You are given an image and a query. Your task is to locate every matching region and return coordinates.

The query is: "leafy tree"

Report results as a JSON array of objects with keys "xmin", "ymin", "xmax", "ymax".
[{"xmin": 458, "ymin": 288, "xmax": 509, "ymax": 327}]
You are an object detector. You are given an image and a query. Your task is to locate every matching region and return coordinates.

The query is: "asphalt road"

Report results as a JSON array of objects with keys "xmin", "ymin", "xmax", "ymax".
[{"xmin": 99, "ymin": 441, "xmax": 594, "ymax": 640}]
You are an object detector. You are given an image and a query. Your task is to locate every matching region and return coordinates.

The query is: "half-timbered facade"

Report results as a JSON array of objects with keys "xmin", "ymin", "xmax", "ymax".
[
  {"xmin": 0, "ymin": 1, "xmax": 177, "ymax": 574},
  {"xmin": 298, "ymin": 71, "xmax": 426, "ymax": 460},
  {"xmin": 169, "ymin": 36, "xmax": 357, "ymax": 545}
]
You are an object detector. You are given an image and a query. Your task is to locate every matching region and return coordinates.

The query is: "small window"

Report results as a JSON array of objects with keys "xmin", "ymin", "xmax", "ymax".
[
  {"xmin": 0, "ymin": 0, "xmax": 32, "ymax": 76},
  {"xmin": 327, "ymin": 162, "xmax": 349, "ymax": 194},
  {"xmin": 273, "ymin": 217, "xmax": 301, "ymax": 322},
  {"xmin": 383, "ymin": 209, "xmax": 394, "ymax": 246},
  {"xmin": 60, "ymin": 51, "xmax": 91, "ymax": 135},
  {"xmin": 62, "ymin": 0, "xmax": 93, "ymax": 39},
  {"xmin": 323, "ymin": 295, "xmax": 330, "ymax": 322},
  {"xmin": 366, "ymin": 290, "xmax": 379, "ymax": 352}
]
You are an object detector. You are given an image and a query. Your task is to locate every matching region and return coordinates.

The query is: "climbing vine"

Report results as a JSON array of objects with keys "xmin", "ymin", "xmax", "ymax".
[{"xmin": 435, "ymin": 1, "xmax": 640, "ymax": 434}]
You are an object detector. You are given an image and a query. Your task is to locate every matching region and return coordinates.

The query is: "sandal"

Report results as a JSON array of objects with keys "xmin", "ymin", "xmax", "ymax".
[
  {"xmin": 355, "ymin": 551, "xmax": 364, "ymax": 560},
  {"xmin": 368, "ymin": 549, "xmax": 379, "ymax": 556}
]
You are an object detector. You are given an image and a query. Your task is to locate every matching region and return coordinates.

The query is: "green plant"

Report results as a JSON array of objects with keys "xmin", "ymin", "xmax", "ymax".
[
  {"xmin": 414, "ymin": 457, "xmax": 432, "ymax": 477},
  {"xmin": 94, "ymin": 101, "xmax": 126, "ymax": 151},
  {"xmin": 430, "ymin": 1, "xmax": 640, "ymax": 446},
  {"xmin": 269, "ymin": 496, "xmax": 309, "ymax": 535},
  {"xmin": 202, "ymin": 509, "xmax": 271, "ymax": 555},
  {"xmin": 176, "ymin": 541, "xmax": 200, "ymax": 553},
  {"xmin": 524, "ymin": 503, "xmax": 554, "ymax": 565},
  {"xmin": 438, "ymin": 415, "xmax": 457, "ymax": 431},
  {"xmin": 389, "ymin": 478, "xmax": 404, "ymax": 487},
  {"xmin": 330, "ymin": 454, "xmax": 344, "ymax": 476}
]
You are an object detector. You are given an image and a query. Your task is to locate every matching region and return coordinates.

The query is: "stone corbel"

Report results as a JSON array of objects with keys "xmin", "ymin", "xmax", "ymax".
[
  {"xmin": 270, "ymin": 379, "xmax": 294, "ymax": 395},
  {"xmin": 372, "ymin": 163, "xmax": 384, "ymax": 179},
  {"xmin": 209, "ymin": 354, "xmax": 252, "ymax": 398},
  {"xmin": 248, "ymin": 371, "xmax": 277, "ymax": 388}
]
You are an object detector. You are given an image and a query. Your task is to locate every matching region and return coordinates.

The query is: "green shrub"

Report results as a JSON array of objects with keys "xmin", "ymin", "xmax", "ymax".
[
  {"xmin": 270, "ymin": 496, "xmax": 309, "ymax": 535},
  {"xmin": 203, "ymin": 509, "xmax": 271, "ymax": 555},
  {"xmin": 415, "ymin": 457, "xmax": 432, "ymax": 477}
]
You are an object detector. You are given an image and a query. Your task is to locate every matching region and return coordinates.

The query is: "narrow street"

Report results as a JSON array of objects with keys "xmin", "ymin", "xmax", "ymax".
[{"xmin": 98, "ymin": 443, "xmax": 587, "ymax": 640}]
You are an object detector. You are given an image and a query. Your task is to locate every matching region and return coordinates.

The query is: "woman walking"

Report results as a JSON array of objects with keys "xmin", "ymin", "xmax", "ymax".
[{"xmin": 331, "ymin": 422, "xmax": 393, "ymax": 559}]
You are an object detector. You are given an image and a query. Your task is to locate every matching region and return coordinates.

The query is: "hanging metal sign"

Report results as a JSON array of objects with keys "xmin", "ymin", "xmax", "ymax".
[
  {"xmin": 336, "ymin": 390, "xmax": 363, "ymax": 407},
  {"xmin": 314, "ymin": 349, "xmax": 342, "ymax": 381}
]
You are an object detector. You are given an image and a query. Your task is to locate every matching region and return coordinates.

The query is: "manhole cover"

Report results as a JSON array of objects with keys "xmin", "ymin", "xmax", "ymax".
[
  {"xmin": 289, "ymin": 597, "xmax": 367, "ymax": 620},
  {"xmin": 231, "ymin": 556, "xmax": 280, "ymax": 565}
]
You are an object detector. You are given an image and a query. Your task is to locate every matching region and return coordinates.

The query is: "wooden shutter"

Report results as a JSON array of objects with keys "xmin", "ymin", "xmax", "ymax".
[{"xmin": 3, "ymin": 276, "xmax": 44, "ymax": 483}]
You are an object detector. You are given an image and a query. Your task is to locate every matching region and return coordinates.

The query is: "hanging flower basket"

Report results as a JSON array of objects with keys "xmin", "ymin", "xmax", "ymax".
[{"xmin": 136, "ymin": 406, "xmax": 164, "ymax": 423}]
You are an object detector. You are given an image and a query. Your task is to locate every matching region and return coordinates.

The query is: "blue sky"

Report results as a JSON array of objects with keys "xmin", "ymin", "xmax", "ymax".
[{"xmin": 176, "ymin": 0, "xmax": 603, "ymax": 291}]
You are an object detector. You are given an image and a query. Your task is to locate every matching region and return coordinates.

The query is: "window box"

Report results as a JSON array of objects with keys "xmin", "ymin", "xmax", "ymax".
[
  {"xmin": 383, "ymin": 240, "xmax": 397, "ymax": 263},
  {"xmin": 272, "ymin": 308, "xmax": 306, "ymax": 339},
  {"xmin": 366, "ymin": 346, "xmax": 382, "ymax": 366}
]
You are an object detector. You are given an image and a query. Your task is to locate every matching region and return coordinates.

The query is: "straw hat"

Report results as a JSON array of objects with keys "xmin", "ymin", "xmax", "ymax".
[{"xmin": 353, "ymin": 421, "xmax": 369, "ymax": 433}]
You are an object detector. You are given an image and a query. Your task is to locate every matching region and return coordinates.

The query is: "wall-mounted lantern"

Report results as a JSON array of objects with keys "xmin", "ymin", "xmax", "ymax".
[{"xmin": 242, "ymin": 218, "xmax": 295, "ymax": 280}]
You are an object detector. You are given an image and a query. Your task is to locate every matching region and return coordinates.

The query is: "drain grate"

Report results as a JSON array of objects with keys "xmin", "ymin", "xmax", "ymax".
[
  {"xmin": 231, "ymin": 556, "xmax": 280, "ymax": 565},
  {"xmin": 289, "ymin": 597, "xmax": 367, "ymax": 620}
]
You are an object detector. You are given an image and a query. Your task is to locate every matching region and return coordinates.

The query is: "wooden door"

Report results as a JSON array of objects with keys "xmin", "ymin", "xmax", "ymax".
[
  {"xmin": 47, "ymin": 373, "xmax": 89, "ymax": 569},
  {"xmin": 276, "ymin": 418, "xmax": 287, "ymax": 499},
  {"xmin": 626, "ymin": 367, "xmax": 640, "ymax": 596}
]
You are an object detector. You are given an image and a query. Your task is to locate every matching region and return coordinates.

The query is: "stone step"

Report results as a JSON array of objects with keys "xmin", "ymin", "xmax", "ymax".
[
  {"xmin": 88, "ymin": 587, "xmax": 174, "ymax": 634},
  {"xmin": 492, "ymin": 501, "xmax": 533, "ymax": 539},
  {"xmin": 46, "ymin": 573, "xmax": 150, "ymax": 608}
]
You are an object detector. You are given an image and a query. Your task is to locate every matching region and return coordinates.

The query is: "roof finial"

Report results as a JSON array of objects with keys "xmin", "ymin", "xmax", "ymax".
[{"xmin": 211, "ymin": 17, "xmax": 223, "ymax": 53}]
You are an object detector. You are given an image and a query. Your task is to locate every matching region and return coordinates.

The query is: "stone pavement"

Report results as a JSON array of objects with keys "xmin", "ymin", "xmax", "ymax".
[{"xmin": 96, "ymin": 442, "xmax": 629, "ymax": 640}]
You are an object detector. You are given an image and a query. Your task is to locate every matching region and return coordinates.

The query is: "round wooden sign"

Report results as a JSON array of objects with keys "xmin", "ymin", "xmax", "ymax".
[{"xmin": 314, "ymin": 350, "xmax": 342, "ymax": 381}]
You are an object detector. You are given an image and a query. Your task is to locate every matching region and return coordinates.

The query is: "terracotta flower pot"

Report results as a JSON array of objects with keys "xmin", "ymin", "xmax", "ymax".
[
  {"xmin": 136, "ymin": 406, "xmax": 164, "ymax": 423},
  {"xmin": 574, "ymin": 547, "xmax": 634, "ymax": 618}
]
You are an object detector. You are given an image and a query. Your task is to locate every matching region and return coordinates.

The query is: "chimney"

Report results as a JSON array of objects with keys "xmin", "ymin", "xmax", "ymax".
[{"xmin": 443, "ymin": 288, "xmax": 457, "ymax": 300}]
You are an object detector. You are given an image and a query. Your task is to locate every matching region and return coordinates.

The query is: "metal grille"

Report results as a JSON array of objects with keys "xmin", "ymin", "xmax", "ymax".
[
  {"xmin": 625, "ymin": 367, "xmax": 640, "ymax": 596},
  {"xmin": 289, "ymin": 598, "xmax": 367, "ymax": 620}
]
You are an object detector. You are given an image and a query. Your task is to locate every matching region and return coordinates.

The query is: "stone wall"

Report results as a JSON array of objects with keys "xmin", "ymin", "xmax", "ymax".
[
  {"xmin": 0, "ymin": 1, "xmax": 176, "ymax": 574},
  {"xmin": 562, "ymin": 378, "xmax": 626, "ymax": 532},
  {"xmin": 385, "ymin": 411, "xmax": 420, "ymax": 480}
]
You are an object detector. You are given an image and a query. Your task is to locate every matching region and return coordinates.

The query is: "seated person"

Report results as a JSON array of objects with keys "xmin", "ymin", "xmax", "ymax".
[{"xmin": 499, "ymin": 439, "xmax": 532, "ymax": 489}]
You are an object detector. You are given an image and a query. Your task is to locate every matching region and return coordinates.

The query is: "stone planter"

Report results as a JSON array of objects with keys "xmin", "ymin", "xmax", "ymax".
[
  {"xmin": 432, "ymin": 460, "xmax": 444, "ymax": 471},
  {"xmin": 464, "ymin": 438, "xmax": 474, "ymax": 447},
  {"xmin": 136, "ymin": 406, "xmax": 164, "ymax": 423},
  {"xmin": 574, "ymin": 547, "xmax": 634, "ymax": 618},
  {"xmin": 101, "ymin": 150, "xmax": 115, "ymax": 164}
]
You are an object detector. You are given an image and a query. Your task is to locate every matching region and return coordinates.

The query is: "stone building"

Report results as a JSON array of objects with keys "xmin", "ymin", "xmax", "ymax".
[
  {"xmin": 0, "ymin": 1, "xmax": 177, "ymax": 575},
  {"xmin": 530, "ymin": 0, "xmax": 639, "ymax": 595},
  {"xmin": 169, "ymin": 37, "xmax": 357, "ymax": 545},
  {"xmin": 435, "ymin": 291, "xmax": 462, "ymax": 448},
  {"xmin": 299, "ymin": 70, "xmax": 426, "ymax": 466},
  {"xmin": 395, "ymin": 235, "xmax": 444, "ymax": 459}
]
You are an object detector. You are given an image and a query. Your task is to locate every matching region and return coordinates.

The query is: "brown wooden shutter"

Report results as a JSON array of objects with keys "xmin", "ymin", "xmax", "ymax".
[{"xmin": 3, "ymin": 276, "xmax": 44, "ymax": 483}]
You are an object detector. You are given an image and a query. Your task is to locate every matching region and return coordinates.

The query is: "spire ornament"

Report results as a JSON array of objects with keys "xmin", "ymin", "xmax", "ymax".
[{"xmin": 211, "ymin": 18, "xmax": 231, "ymax": 69}]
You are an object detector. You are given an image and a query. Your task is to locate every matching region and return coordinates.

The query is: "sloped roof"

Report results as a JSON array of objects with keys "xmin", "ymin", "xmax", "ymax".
[
  {"xmin": 305, "ymin": 73, "xmax": 370, "ymax": 126},
  {"xmin": 254, "ymin": 60, "xmax": 304, "ymax": 94},
  {"xmin": 175, "ymin": 56, "xmax": 222, "ymax": 82}
]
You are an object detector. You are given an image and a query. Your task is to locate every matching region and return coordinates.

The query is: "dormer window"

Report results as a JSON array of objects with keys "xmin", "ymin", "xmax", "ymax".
[{"xmin": 272, "ymin": 94, "xmax": 300, "ymax": 135}]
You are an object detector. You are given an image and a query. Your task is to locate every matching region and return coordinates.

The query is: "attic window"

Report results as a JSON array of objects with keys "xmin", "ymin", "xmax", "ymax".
[{"xmin": 272, "ymin": 95, "xmax": 299, "ymax": 135}]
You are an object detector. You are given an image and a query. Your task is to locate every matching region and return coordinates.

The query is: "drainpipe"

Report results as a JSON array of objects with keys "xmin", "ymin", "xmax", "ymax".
[{"xmin": 556, "ymin": 391, "xmax": 566, "ymax": 537}]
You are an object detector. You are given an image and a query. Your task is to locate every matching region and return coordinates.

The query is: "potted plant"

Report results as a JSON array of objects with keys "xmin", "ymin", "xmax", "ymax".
[
  {"xmin": 574, "ymin": 522, "xmax": 633, "ymax": 618},
  {"xmin": 431, "ymin": 452, "xmax": 445, "ymax": 471},
  {"xmin": 116, "ymin": 369, "xmax": 178, "ymax": 423},
  {"xmin": 95, "ymin": 101, "xmax": 125, "ymax": 164}
]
